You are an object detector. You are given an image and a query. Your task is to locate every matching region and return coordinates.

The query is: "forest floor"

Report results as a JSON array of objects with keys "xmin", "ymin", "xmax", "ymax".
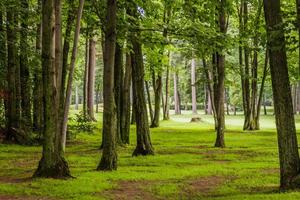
[{"xmin": 1, "ymin": 110, "xmax": 300, "ymax": 200}]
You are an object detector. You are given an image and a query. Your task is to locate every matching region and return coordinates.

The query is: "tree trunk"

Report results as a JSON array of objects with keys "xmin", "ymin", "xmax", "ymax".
[
  {"xmin": 254, "ymin": 50, "xmax": 269, "ymax": 129},
  {"xmin": 145, "ymin": 81, "xmax": 154, "ymax": 122},
  {"xmin": 87, "ymin": 38, "xmax": 96, "ymax": 121},
  {"xmin": 214, "ymin": 0, "xmax": 227, "ymax": 148},
  {"xmin": 128, "ymin": 3, "xmax": 154, "ymax": 156},
  {"xmin": 120, "ymin": 54, "xmax": 132, "ymax": 144},
  {"xmin": 34, "ymin": 0, "xmax": 70, "ymax": 178},
  {"xmin": 151, "ymin": 72, "xmax": 162, "ymax": 128},
  {"xmin": 114, "ymin": 43, "xmax": 124, "ymax": 144},
  {"xmin": 20, "ymin": 0, "xmax": 32, "ymax": 132},
  {"xmin": 33, "ymin": 0, "xmax": 43, "ymax": 136},
  {"xmin": 60, "ymin": 0, "xmax": 85, "ymax": 152},
  {"xmin": 83, "ymin": 34, "xmax": 89, "ymax": 117},
  {"xmin": 174, "ymin": 72, "xmax": 181, "ymax": 115},
  {"xmin": 6, "ymin": 7, "xmax": 20, "ymax": 142},
  {"xmin": 163, "ymin": 53, "xmax": 170, "ymax": 120},
  {"xmin": 97, "ymin": 0, "xmax": 118, "ymax": 171},
  {"xmin": 264, "ymin": 0, "xmax": 300, "ymax": 189},
  {"xmin": 191, "ymin": 58, "xmax": 197, "ymax": 114}
]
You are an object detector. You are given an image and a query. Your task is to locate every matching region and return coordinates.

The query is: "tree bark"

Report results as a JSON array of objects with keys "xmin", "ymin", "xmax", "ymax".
[
  {"xmin": 214, "ymin": 0, "xmax": 227, "ymax": 148},
  {"xmin": 145, "ymin": 81, "xmax": 154, "ymax": 122},
  {"xmin": 128, "ymin": 2, "xmax": 154, "ymax": 156},
  {"xmin": 174, "ymin": 72, "xmax": 181, "ymax": 115},
  {"xmin": 97, "ymin": 0, "xmax": 118, "ymax": 171},
  {"xmin": 150, "ymin": 72, "xmax": 162, "ymax": 128},
  {"xmin": 163, "ymin": 53, "xmax": 170, "ymax": 120},
  {"xmin": 120, "ymin": 54, "xmax": 132, "ymax": 144},
  {"xmin": 83, "ymin": 34, "xmax": 89, "ymax": 117},
  {"xmin": 87, "ymin": 38, "xmax": 96, "ymax": 121},
  {"xmin": 114, "ymin": 43, "xmax": 124, "ymax": 144},
  {"xmin": 264, "ymin": 0, "xmax": 300, "ymax": 189},
  {"xmin": 20, "ymin": 0, "xmax": 32, "ymax": 131},
  {"xmin": 191, "ymin": 58, "xmax": 197, "ymax": 114},
  {"xmin": 34, "ymin": 0, "xmax": 70, "ymax": 178},
  {"xmin": 61, "ymin": 0, "xmax": 85, "ymax": 152},
  {"xmin": 33, "ymin": 0, "xmax": 43, "ymax": 136}
]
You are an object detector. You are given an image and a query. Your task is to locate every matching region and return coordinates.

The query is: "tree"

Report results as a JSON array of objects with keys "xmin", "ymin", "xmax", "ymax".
[
  {"xmin": 264, "ymin": 0, "xmax": 300, "ymax": 189},
  {"xmin": 191, "ymin": 58, "xmax": 197, "ymax": 114},
  {"xmin": 34, "ymin": 0, "xmax": 70, "ymax": 178},
  {"xmin": 128, "ymin": 1, "xmax": 154, "ymax": 156},
  {"xmin": 214, "ymin": 0, "xmax": 227, "ymax": 148},
  {"xmin": 97, "ymin": 0, "xmax": 118, "ymax": 171}
]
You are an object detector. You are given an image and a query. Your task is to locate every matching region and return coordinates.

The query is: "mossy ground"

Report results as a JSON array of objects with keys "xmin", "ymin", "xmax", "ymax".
[{"xmin": 1, "ymin": 109, "xmax": 300, "ymax": 199}]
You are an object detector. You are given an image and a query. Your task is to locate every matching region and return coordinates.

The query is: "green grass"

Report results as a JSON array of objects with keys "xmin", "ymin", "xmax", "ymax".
[{"xmin": 1, "ymin": 111, "xmax": 300, "ymax": 199}]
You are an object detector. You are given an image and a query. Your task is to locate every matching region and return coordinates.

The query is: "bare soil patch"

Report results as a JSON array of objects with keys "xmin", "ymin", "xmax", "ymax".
[{"xmin": 103, "ymin": 180, "xmax": 159, "ymax": 200}]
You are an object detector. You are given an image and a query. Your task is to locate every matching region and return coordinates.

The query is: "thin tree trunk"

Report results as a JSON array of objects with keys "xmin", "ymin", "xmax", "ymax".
[
  {"xmin": 33, "ymin": 0, "xmax": 43, "ymax": 135},
  {"xmin": 114, "ymin": 43, "xmax": 124, "ymax": 144},
  {"xmin": 151, "ymin": 72, "xmax": 162, "ymax": 128},
  {"xmin": 87, "ymin": 38, "xmax": 96, "ymax": 121},
  {"xmin": 163, "ymin": 53, "xmax": 170, "ymax": 120},
  {"xmin": 97, "ymin": 0, "xmax": 118, "ymax": 171},
  {"xmin": 20, "ymin": 0, "xmax": 32, "ymax": 131},
  {"xmin": 121, "ymin": 54, "xmax": 132, "ymax": 144},
  {"xmin": 83, "ymin": 34, "xmax": 89, "ymax": 117},
  {"xmin": 145, "ymin": 81, "xmax": 154, "ymax": 122},
  {"xmin": 191, "ymin": 58, "xmax": 197, "ymax": 114},
  {"xmin": 174, "ymin": 72, "xmax": 181, "ymax": 115},
  {"xmin": 214, "ymin": 0, "xmax": 227, "ymax": 148},
  {"xmin": 264, "ymin": 0, "xmax": 300, "ymax": 189},
  {"xmin": 61, "ymin": 0, "xmax": 85, "ymax": 152},
  {"xmin": 75, "ymin": 86, "xmax": 79, "ymax": 110}
]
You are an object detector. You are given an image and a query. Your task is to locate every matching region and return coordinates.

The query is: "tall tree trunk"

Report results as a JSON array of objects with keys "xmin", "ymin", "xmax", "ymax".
[
  {"xmin": 191, "ymin": 58, "xmax": 197, "ymax": 114},
  {"xmin": 254, "ymin": 50, "xmax": 269, "ymax": 129},
  {"xmin": 114, "ymin": 43, "xmax": 124, "ymax": 144},
  {"xmin": 163, "ymin": 53, "xmax": 170, "ymax": 120},
  {"xmin": 34, "ymin": 0, "xmax": 70, "ymax": 178},
  {"xmin": 60, "ymin": 0, "xmax": 85, "ymax": 152},
  {"xmin": 145, "ymin": 81, "xmax": 154, "ymax": 122},
  {"xmin": 20, "ymin": 0, "xmax": 32, "ymax": 131},
  {"xmin": 243, "ymin": 1, "xmax": 251, "ymax": 130},
  {"xmin": 174, "ymin": 72, "xmax": 181, "ymax": 115},
  {"xmin": 33, "ymin": 0, "xmax": 43, "ymax": 135},
  {"xmin": 83, "ymin": 34, "xmax": 89, "ymax": 117},
  {"xmin": 121, "ymin": 54, "xmax": 132, "ymax": 144},
  {"xmin": 151, "ymin": 72, "xmax": 162, "ymax": 128},
  {"xmin": 128, "ymin": 2, "xmax": 154, "ymax": 156},
  {"xmin": 87, "ymin": 38, "xmax": 96, "ymax": 121},
  {"xmin": 6, "ymin": 6, "xmax": 19, "ymax": 142},
  {"xmin": 97, "ymin": 0, "xmax": 118, "ymax": 171},
  {"xmin": 0, "ymin": 10, "xmax": 6, "ymax": 126},
  {"xmin": 264, "ymin": 0, "xmax": 300, "ymax": 189},
  {"xmin": 214, "ymin": 0, "xmax": 227, "ymax": 148}
]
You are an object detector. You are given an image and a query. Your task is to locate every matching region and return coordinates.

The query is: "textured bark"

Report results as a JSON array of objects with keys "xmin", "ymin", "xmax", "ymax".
[
  {"xmin": 163, "ymin": 54, "xmax": 170, "ymax": 120},
  {"xmin": 33, "ymin": 0, "xmax": 43, "ymax": 135},
  {"xmin": 20, "ymin": 0, "xmax": 32, "ymax": 131},
  {"xmin": 114, "ymin": 43, "xmax": 124, "ymax": 144},
  {"xmin": 214, "ymin": 0, "xmax": 227, "ymax": 148},
  {"xmin": 97, "ymin": 0, "xmax": 118, "ymax": 171},
  {"xmin": 174, "ymin": 72, "xmax": 181, "ymax": 115},
  {"xmin": 75, "ymin": 86, "xmax": 79, "ymax": 110},
  {"xmin": 128, "ymin": 3, "xmax": 154, "ymax": 156},
  {"xmin": 87, "ymin": 38, "xmax": 96, "ymax": 121},
  {"xmin": 6, "ymin": 7, "xmax": 19, "ymax": 142},
  {"xmin": 120, "ymin": 54, "xmax": 132, "ymax": 144},
  {"xmin": 254, "ymin": 50, "xmax": 269, "ymax": 129},
  {"xmin": 264, "ymin": 0, "xmax": 300, "ymax": 189},
  {"xmin": 191, "ymin": 58, "xmax": 197, "ymax": 114},
  {"xmin": 61, "ymin": 0, "xmax": 85, "ymax": 152},
  {"xmin": 34, "ymin": 0, "xmax": 70, "ymax": 178},
  {"xmin": 83, "ymin": 35, "xmax": 89, "ymax": 117},
  {"xmin": 151, "ymin": 72, "xmax": 162, "ymax": 128},
  {"xmin": 145, "ymin": 81, "xmax": 154, "ymax": 122}
]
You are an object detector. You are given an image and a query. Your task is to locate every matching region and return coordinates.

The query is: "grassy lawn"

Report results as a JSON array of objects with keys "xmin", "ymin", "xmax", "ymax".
[{"xmin": 1, "ymin": 111, "xmax": 300, "ymax": 199}]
